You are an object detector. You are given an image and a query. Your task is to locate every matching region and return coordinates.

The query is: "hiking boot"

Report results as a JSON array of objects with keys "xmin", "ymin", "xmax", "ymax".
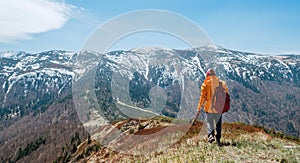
[{"xmin": 208, "ymin": 135, "xmax": 215, "ymax": 143}]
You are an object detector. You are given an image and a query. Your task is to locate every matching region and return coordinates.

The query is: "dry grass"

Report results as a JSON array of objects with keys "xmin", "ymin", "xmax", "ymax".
[{"xmin": 74, "ymin": 118, "xmax": 300, "ymax": 163}]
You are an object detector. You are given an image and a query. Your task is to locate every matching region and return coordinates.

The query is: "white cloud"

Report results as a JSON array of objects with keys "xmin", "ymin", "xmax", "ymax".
[{"xmin": 0, "ymin": 0, "xmax": 75, "ymax": 43}]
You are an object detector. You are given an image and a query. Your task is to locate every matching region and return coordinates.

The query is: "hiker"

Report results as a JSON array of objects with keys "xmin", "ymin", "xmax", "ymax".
[{"xmin": 197, "ymin": 69, "xmax": 229, "ymax": 146}]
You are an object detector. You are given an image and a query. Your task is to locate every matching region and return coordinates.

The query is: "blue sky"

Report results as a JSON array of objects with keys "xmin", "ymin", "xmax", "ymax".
[{"xmin": 0, "ymin": 0, "xmax": 300, "ymax": 55}]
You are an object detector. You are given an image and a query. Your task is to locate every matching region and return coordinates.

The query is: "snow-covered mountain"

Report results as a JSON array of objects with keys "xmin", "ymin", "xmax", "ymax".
[
  {"xmin": 1, "ymin": 46, "xmax": 300, "ymax": 136},
  {"xmin": 0, "ymin": 51, "xmax": 76, "ymax": 118}
]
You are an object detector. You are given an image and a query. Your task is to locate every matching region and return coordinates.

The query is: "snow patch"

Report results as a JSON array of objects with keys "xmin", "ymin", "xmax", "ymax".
[{"xmin": 0, "ymin": 51, "xmax": 19, "ymax": 58}]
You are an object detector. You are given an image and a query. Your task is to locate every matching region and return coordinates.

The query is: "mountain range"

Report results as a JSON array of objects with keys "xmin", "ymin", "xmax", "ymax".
[{"xmin": 0, "ymin": 45, "xmax": 300, "ymax": 162}]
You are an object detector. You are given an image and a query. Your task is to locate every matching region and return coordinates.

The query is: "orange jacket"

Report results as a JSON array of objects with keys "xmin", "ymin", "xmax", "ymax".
[{"xmin": 197, "ymin": 76, "xmax": 229, "ymax": 113}]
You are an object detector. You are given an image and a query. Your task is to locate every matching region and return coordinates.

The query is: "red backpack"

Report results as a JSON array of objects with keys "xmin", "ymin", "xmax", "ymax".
[{"xmin": 212, "ymin": 81, "xmax": 230, "ymax": 113}]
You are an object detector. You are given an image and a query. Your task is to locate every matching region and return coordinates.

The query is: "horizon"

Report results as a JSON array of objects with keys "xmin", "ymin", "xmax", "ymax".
[
  {"xmin": 1, "ymin": 44, "xmax": 300, "ymax": 56},
  {"xmin": 0, "ymin": 1, "xmax": 300, "ymax": 55}
]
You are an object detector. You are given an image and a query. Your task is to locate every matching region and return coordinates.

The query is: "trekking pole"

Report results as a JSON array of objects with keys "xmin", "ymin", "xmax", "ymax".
[{"xmin": 192, "ymin": 109, "xmax": 201, "ymax": 125}]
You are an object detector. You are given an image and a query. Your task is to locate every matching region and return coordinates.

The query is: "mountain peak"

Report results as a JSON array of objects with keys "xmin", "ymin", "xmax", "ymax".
[
  {"xmin": 203, "ymin": 43, "xmax": 219, "ymax": 49},
  {"xmin": 130, "ymin": 46, "xmax": 173, "ymax": 53},
  {"xmin": 0, "ymin": 51, "xmax": 28, "ymax": 59}
]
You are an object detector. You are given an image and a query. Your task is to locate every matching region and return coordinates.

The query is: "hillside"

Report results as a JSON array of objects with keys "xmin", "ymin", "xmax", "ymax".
[
  {"xmin": 0, "ymin": 98, "xmax": 89, "ymax": 162},
  {"xmin": 60, "ymin": 117, "xmax": 300, "ymax": 163}
]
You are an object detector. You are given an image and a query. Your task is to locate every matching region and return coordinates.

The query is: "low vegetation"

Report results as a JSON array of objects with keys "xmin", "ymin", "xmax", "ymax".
[
  {"xmin": 16, "ymin": 137, "xmax": 46, "ymax": 161},
  {"xmin": 63, "ymin": 117, "xmax": 300, "ymax": 162}
]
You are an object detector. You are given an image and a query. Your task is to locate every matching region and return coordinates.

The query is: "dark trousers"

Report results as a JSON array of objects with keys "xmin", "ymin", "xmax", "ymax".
[{"xmin": 206, "ymin": 113, "xmax": 222, "ymax": 140}]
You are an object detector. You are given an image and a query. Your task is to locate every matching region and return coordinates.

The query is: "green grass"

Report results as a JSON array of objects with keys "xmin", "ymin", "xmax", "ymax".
[{"xmin": 152, "ymin": 115, "xmax": 175, "ymax": 123}]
